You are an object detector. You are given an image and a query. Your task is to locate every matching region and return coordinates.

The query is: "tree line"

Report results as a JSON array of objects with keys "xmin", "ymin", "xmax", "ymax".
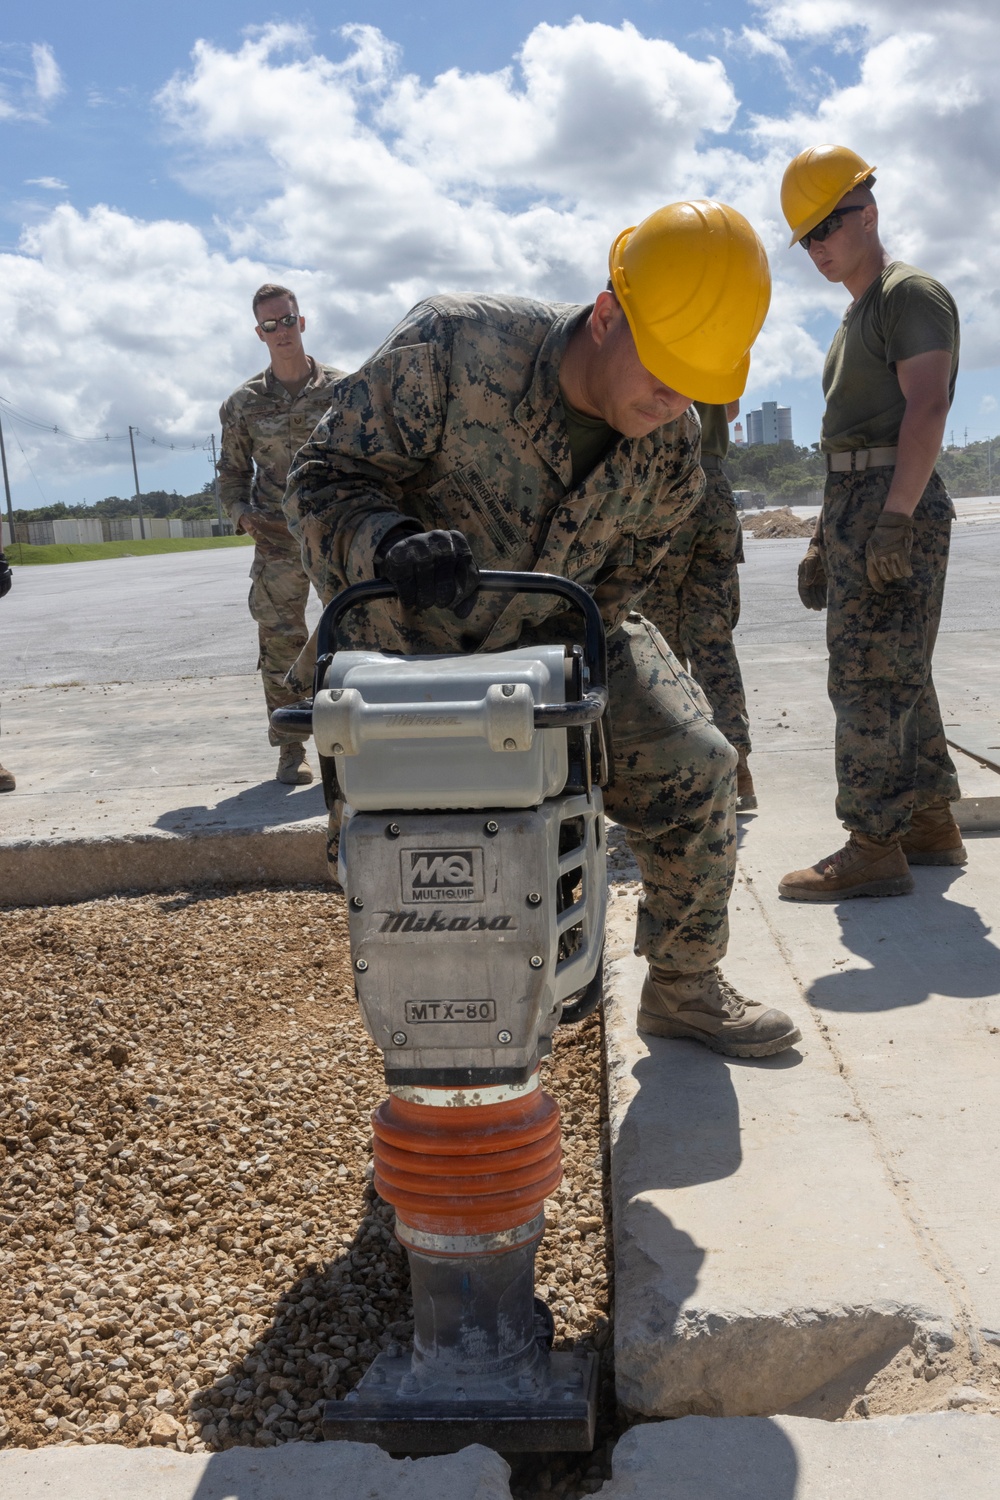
[
  {"xmin": 9, "ymin": 438, "xmax": 998, "ymax": 522},
  {"xmin": 724, "ymin": 437, "xmax": 999, "ymax": 502},
  {"xmin": 10, "ymin": 482, "xmax": 218, "ymax": 524}
]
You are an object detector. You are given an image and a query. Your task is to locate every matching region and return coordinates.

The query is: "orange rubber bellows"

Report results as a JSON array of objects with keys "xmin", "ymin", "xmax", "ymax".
[{"xmin": 372, "ymin": 1089, "xmax": 562, "ymax": 1238}]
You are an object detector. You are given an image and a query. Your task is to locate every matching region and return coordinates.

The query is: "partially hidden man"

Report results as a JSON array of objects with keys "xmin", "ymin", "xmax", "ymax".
[
  {"xmin": 780, "ymin": 146, "xmax": 964, "ymax": 901},
  {"xmin": 285, "ymin": 201, "xmax": 802, "ymax": 1058},
  {"xmin": 641, "ymin": 399, "xmax": 756, "ymax": 811},
  {"xmin": 218, "ymin": 284, "xmax": 345, "ymax": 784}
]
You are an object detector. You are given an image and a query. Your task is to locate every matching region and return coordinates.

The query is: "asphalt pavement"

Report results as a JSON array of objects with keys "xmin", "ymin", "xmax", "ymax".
[
  {"xmin": 2, "ymin": 507, "xmax": 999, "ymax": 690},
  {"xmin": 0, "ymin": 544, "xmax": 322, "ymax": 689}
]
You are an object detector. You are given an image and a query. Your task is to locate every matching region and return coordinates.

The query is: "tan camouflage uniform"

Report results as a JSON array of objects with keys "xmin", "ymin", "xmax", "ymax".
[
  {"xmin": 642, "ymin": 405, "xmax": 750, "ymax": 752},
  {"xmin": 218, "ymin": 358, "xmax": 345, "ymax": 745},
  {"xmin": 285, "ymin": 294, "xmax": 739, "ymax": 973}
]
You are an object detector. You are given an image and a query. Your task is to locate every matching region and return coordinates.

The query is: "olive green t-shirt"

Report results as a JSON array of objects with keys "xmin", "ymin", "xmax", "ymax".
[
  {"xmin": 693, "ymin": 402, "xmax": 729, "ymax": 460},
  {"xmin": 562, "ymin": 399, "xmax": 618, "ymax": 489},
  {"xmin": 821, "ymin": 261, "xmax": 959, "ymax": 452}
]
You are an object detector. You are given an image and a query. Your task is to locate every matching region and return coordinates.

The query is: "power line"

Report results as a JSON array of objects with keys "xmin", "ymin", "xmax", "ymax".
[{"xmin": 0, "ymin": 393, "xmax": 212, "ymax": 452}]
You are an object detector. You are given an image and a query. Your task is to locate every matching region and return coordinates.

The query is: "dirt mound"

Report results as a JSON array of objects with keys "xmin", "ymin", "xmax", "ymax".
[{"xmin": 742, "ymin": 506, "xmax": 816, "ymax": 539}]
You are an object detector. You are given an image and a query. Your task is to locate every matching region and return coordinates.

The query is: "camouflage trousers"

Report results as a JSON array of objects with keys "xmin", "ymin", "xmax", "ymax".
[
  {"xmin": 248, "ymin": 536, "xmax": 311, "ymax": 746},
  {"xmin": 641, "ymin": 469, "xmax": 751, "ymax": 752},
  {"xmin": 824, "ymin": 468, "xmax": 960, "ymax": 838},
  {"xmin": 326, "ymin": 612, "xmax": 736, "ymax": 972}
]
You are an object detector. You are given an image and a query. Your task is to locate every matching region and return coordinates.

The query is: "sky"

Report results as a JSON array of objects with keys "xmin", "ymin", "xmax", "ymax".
[{"xmin": 2, "ymin": 0, "xmax": 999, "ymax": 509}]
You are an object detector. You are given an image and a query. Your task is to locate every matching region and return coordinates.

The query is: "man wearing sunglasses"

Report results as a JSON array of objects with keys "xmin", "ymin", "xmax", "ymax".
[
  {"xmin": 218, "ymin": 285, "xmax": 345, "ymax": 784},
  {"xmin": 778, "ymin": 145, "xmax": 964, "ymax": 902}
]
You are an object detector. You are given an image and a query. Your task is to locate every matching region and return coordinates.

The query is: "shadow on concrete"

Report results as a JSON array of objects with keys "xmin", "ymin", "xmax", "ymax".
[
  {"xmin": 153, "ymin": 778, "xmax": 325, "ymax": 835},
  {"xmin": 614, "ymin": 1414, "xmax": 799, "ymax": 1499},
  {"xmin": 807, "ymin": 868, "xmax": 1000, "ymax": 1011},
  {"xmin": 615, "ymin": 1049, "xmax": 746, "ymax": 1191}
]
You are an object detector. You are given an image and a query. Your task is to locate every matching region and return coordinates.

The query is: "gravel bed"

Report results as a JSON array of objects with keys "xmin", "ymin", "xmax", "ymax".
[{"xmin": 1, "ymin": 884, "xmax": 614, "ymax": 1496}]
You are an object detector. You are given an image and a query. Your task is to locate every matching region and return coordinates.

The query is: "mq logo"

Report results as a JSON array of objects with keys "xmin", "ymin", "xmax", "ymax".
[{"xmin": 402, "ymin": 847, "xmax": 484, "ymax": 904}]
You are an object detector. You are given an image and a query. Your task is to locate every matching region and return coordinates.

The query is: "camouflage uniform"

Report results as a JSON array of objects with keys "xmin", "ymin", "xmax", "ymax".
[
  {"xmin": 218, "ymin": 358, "xmax": 345, "ymax": 744},
  {"xmin": 824, "ymin": 467, "xmax": 959, "ymax": 837},
  {"xmin": 642, "ymin": 460, "xmax": 750, "ymax": 753},
  {"xmin": 817, "ymin": 260, "xmax": 961, "ymax": 839},
  {"xmin": 285, "ymin": 294, "xmax": 739, "ymax": 973}
]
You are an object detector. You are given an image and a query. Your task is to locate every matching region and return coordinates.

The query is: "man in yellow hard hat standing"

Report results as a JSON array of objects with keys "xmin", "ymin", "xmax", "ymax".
[
  {"xmin": 642, "ymin": 399, "xmax": 756, "ymax": 811},
  {"xmin": 285, "ymin": 200, "xmax": 801, "ymax": 1058},
  {"xmin": 778, "ymin": 146, "xmax": 964, "ymax": 901}
]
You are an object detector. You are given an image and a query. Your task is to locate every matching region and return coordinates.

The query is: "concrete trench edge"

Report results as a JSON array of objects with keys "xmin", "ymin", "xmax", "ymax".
[
  {"xmin": 612, "ymin": 1295, "xmax": 949, "ymax": 1419},
  {"xmin": 0, "ymin": 825, "xmax": 328, "ymax": 907}
]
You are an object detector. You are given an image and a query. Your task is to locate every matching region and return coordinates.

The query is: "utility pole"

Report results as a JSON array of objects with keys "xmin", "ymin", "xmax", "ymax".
[
  {"xmin": 128, "ymin": 425, "xmax": 146, "ymax": 541},
  {"xmin": 964, "ymin": 426, "xmax": 969, "ymax": 447},
  {"xmin": 988, "ymin": 437, "xmax": 993, "ymax": 497},
  {"xmin": 209, "ymin": 432, "xmax": 224, "ymax": 533}
]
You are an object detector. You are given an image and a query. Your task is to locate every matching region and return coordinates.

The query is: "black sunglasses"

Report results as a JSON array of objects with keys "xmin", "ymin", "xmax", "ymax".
[
  {"xmin": 801, "ymin": 205, "xmax": 865, "ymax": 249},
  {"xmin": 258, "ymin": 313, "xmax": 299, "ymax": 331}
]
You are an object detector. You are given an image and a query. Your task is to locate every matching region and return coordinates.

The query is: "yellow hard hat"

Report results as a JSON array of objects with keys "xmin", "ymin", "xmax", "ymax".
[
  {"xmin": 608, "ymin": 200, "xmax": 771, "ymax": 404},
  {"xmin": 781, "ymin": 144, "xmax": 876, "ymax": 247}
]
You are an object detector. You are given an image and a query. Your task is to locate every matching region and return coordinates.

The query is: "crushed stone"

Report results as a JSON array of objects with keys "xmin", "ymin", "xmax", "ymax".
[{"xmin": 0, "ymin": 884, "xmax": 614, "ymax": 1498}]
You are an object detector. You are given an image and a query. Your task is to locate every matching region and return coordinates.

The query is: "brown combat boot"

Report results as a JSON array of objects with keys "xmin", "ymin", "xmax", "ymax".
[
  {"xmin": 779, "ymin": 831, "xmax": 913, "ymax": 902},
  {"xmin": 0, "ymin": 763, "xmax": 14, "ymax": 793},
  {"xmin": 276, "ymin": 743, "xmax": 313, "ymax": 785},
  {"xmin": 899, "ymin": 799, "xmax": 967, "ymax": 866},
  {"xmin": 638, "ymin": 966, "xmax": 801, "ymax": 1058},
  {"xmin": 736, "ymin": 748, "xmax": 757, "ymax": 813}
]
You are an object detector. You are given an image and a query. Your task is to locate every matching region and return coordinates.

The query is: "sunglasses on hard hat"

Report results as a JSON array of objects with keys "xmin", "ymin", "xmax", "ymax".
[
  {"xmin": 257, "ymin": 313, "xmax": 300, "ymax": 331},
  {"xmin": 801, "ymin": 204, "xmax": 865, "ymax": 249}
]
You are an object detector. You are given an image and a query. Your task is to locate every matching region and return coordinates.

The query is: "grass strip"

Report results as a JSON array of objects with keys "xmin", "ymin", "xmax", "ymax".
[{"xmin": 5, "ymin": 535, "xmax": 254, "ymax": 565}]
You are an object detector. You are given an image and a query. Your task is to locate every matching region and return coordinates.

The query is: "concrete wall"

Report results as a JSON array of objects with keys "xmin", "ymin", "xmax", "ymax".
[{"xmin": 5, "ymin": 515, "xmax": 223, "ymax": 547}]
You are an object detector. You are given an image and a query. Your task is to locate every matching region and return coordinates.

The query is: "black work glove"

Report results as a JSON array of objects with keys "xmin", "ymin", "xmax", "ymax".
[
  {"xmin": 797, "ymin": 540, "xmax": 827, "ymax": 611},
  {"xmin": 866, "ymin": 512, "xmax": 913, "ymax": 592},
  {"xmin": 0, "ymin": 553, "xmax": 11, "ymax": 600},
  {"xmin": 379, "ymin": 529, "xmax": 480, "ymax": 617}
]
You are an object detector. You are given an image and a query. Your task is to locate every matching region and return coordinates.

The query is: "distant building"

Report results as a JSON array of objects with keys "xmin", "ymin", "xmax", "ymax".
[
  {"xmin": 746, "ymin": 401, "xmax": 793, "ymax": 446},
  {"xmin": 733, "ymin": 421, "xmax": 745, "ymax": 446}
]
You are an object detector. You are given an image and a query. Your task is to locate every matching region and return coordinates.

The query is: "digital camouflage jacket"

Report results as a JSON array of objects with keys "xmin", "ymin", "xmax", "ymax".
[
  {"xmin": 217, "ymin": 359, "xmax": 346, "ymax": 531},
  {"xmin": 283, "ymin": 294, "xmax": 704, "ymax": 653}
]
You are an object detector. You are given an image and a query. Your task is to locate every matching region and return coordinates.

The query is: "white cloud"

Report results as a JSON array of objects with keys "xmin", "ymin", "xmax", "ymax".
[
  {"xmin": 25, "ymin": 176, "xmax": 68, "ymax": 191},
  {"xmin": 0, "ymin": 204, "xmax": 277, "ymax": 482},
  {"xmin": 0, "ymin": 41, "xmax": 64, "ymax": 120},
  {"xmin": 31, "ymin": 42, "xmax": 64, "ymax": 104},
  {"xmin": 2, "ymin": 11, "xmax": 1000, "ymax": 485},
  {"xmin": 746, "ymin": 0, "xmax": 1000, "ymax": 369}
]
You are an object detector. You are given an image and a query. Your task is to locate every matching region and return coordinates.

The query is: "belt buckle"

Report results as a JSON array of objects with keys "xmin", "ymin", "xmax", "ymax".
[{"xmin": 854, "ymin": 449, "xmax": 869, "ymax": 472}]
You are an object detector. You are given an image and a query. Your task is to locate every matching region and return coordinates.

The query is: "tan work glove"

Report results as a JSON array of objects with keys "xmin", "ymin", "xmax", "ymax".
[
  {"xmin": 797, "ymin": 539, "xmax": 827, "ymax": 610},
  {"xmin": 866, "ymin": 512, "xmax": 913, "ymax": 592}
]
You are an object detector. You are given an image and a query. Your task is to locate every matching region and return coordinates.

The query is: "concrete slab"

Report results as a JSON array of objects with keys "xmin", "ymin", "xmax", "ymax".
[
  {"xmin": 0, "ymin": 1441, "xmax": 512, "ymax": 1500},
  {"xmin": 597, "ymin": 1413, "xmax": 1000, "ymax": 1499},
  {"xmin": 604, "ymin": 887, "xmax": 955, "ymax": 1420},
  {"xmin": 947, "ymin": 726, "xmax": 1000, "ymax": 775},
  {"xmin": 736, "ymin": 641, "xmax": 1000, "ymax": 1355},
  {"xmin": 0, "ymin": 678, "xmax": 326, "ymax": 904}
]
